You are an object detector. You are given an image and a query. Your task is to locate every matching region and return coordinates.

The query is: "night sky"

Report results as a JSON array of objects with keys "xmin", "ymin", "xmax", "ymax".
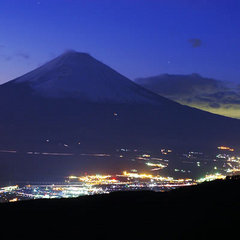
[{"xmin": 0, "ymin": 0, "xmax": 239, "ymax": 84}]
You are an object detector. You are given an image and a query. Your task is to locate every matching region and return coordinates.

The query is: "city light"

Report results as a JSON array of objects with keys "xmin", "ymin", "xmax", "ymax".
[
  {"xmin": 197, "ymin": 173, "xmax": 226, "ymax": 183},
  {"xmin": 218, "ymin": 146, "xmax": 234, "ymax": 152},
  {"xmin": 1, "ymin": 144, "xmax": 240, "ymax": 203}
]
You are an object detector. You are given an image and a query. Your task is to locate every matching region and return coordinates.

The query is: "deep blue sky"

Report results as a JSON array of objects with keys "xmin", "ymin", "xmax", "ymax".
[{"xmin": 0, "ymin": 0, "xmax": 239, "ymax": 84}]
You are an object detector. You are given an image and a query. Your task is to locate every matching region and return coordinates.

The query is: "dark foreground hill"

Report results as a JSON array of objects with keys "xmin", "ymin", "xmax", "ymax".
[{"xmin": 1, "ymin": 177, "xmax": 240, "ymax": 239}]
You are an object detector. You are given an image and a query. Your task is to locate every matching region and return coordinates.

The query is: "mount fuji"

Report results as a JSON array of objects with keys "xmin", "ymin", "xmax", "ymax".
[
  {"xmin": 0, "ymin": 50, "xmax": 239, "ymax": 179},
  {"xmin": 0, "ymin": 50, "xmax": 240, "ymax": 148}
]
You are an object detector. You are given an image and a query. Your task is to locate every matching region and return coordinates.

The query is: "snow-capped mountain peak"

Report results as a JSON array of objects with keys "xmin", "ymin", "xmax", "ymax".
[{"xmin": 12, "ymin": 50, "xmax": 165, "ymax": 104}]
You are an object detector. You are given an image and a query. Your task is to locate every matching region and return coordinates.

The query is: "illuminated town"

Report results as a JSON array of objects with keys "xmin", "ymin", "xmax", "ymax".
[
  {"xmin": 0, "ymin": 145, "xmax": 239, "ymax": 203},
  {"xmin": 0, "ymin": 171, "xmax": 196, "ymax": 203}
]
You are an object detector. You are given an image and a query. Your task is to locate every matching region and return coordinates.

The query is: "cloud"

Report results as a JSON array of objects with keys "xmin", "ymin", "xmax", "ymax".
[
  {"xmin": 0, "ymin": 54, "xmax": 12, "ymax": 61},
  {"xmin": 0, "ymin": 52, "xmax": 30, "ymax": 61},
  {"xmin": 16, "ymin": 53, "xmax": 30, "ymax": 59},
  {"xmin": 201, "ymin": 91, "xmax": 240, "ymax": 105},
  {"xmin": 4, "ymin": 56, "xmax": 13, "ymax": 61},
  {"xmin": 208, "ymin": 103, "xmax": 221, "ymax": 109},
  {"xmin": 188, "ymin": 38, "xmax": 202, "ymax": 48},
  {"xmin": 135, "ymin": 73, "xmax": 240, "ymax": 118}
]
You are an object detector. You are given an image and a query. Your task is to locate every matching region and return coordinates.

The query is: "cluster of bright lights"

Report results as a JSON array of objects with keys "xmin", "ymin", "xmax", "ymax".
[
  {"xmin": 146, "ymin": 162, "xmax": 167, "ymax": 168},
  {"xmin": 120, "ymin": 171, "xmax": 153, "ymax": 179},
  {"xmin": 67, "ymin": 171, "xmax": 195, "ymax": 186},
  {"xmin": 197, "ymin": 173, "xmax": 226, "ymax": 183},
  {"xmin": 225, "ymin": 156, "xmax": 240, "ymax": 173},
  {"xmin": 61, "ymin": 185, "xmax": 105, "ymax": 197},
  {"xmin": 118, "ymin": 171, "xmax": 193, "ymax": 183},
  {"xmin": 68, "ymin": 174, "xmax": 119, "ymax": 185},
  {"xmin": 0, "ymin": 185, "xmax": 18, "ymax": 193},
  {"xmin": 226, "ymin": 168, "xmax": 240, "ymax": 173},
  {"xmin": 218, "ymin": 146, "xmax": 234, "ymax": 152},
  {"xmin": 161, "ymin": 149, "xmax": 172, "ymax": 155},
  {"xmin": 227, "ymin": 156, "xmax": 239, "ymax": 162}
]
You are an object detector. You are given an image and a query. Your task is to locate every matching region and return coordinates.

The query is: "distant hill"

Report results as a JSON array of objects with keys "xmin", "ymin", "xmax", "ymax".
[
  {"xmin": 135, "ymin": 73, "xmax": 240, "ymax": 118},
  {"xmin": 1, "ymin": 177, "xmax": 240, "ymax": 239}
]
